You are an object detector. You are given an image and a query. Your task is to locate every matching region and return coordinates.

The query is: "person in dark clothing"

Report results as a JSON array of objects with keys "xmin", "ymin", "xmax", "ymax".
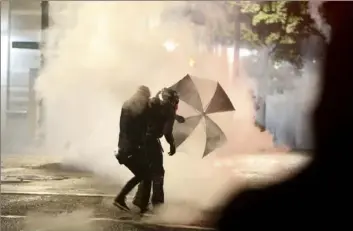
[
  {"xmin": 114, "ymin": 85, "xmax": 152, "ymax": 211},
  {"xmin": 215, "ymin": 2, "xmax": 353, "ymax": 230},
  {"xmin": 132, "ymin": 87, "xmax": 180, "ymax": 213}
]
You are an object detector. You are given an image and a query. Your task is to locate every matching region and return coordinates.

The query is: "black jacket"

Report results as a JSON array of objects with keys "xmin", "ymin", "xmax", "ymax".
[
  {"xmin": 146, "ymin": 97, "xmax": 176, "ymax": 146},
  {"xmin": 118, "ymin": 100, "xmax": 149, "ymax": 152}
]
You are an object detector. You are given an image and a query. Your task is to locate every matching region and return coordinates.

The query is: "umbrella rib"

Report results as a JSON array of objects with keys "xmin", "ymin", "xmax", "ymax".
[
  {"xmin": 170, "ymin": 74, "xmax": 204, "ymax": 112},
  {"xmin": 173, "ymin": 115, "xmax": 203, "ymax": 148},
  {"xmin": 202, "ymin": 115, "xmax": 227, "ymax": 158}
]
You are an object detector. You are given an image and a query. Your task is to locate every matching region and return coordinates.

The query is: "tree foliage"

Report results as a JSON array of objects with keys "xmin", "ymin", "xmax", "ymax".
[
  {"xmin": 171, "ymin": 1, "xmax": 325, "ymax": 68},
  {"xmin": 227, "ymin": 1, "xmax": 326, "ymax": 68}
]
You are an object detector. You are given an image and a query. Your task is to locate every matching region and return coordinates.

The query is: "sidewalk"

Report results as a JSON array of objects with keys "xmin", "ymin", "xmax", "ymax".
[
  {"xmin": 1, "ymin": 154, "xmax": 117, "ymax": 195},
  {"xmin": 1, "ymin": 155, "xmax": 217, "ymax": 230},
  {"xmin": 1, "ymin": 152, "xmax": 310, "ymax": 195},
  {"xmin": 1, "ymin": 152, "xmax": 309, "ymax": 230}
]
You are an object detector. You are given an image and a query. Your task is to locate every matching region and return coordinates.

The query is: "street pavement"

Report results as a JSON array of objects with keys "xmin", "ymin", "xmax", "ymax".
[
  {"xmin": 1, "ymin": 193, "xmax": 215, "ymax": 231},
  {"xmin": 1, "ymin": 153, "xmax": 309, "ymax": 231}
]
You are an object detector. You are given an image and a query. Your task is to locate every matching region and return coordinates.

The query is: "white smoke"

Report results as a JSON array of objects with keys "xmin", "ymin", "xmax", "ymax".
[
  {"xmin": 23, "ymin": 210, "xmax": 96, "ymax": 231},
  {"xmin": 308, "ymin": 1, "xmax": 331, "ymax": 42},
  {"xmin": 34, "ymin": 1, "xmax": 289, "ymax": 225},
  {"xmin": 36, "ymin": 1, "xmax": 201, "ymax": 178}
]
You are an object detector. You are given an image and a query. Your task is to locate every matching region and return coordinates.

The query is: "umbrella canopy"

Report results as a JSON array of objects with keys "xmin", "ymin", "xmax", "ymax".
[{"xmin": 170, "ymin": 74, "xmax": 235, "ymax": 158}]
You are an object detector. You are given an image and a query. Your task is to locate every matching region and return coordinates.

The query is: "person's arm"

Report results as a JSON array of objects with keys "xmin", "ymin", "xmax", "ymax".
[
  {"xmin": 119, "ymin": 108, "xmax": 129, "ymax": 135},
  {"xmin": 164, "ymin": 117, "xmax": 175, "ymax": 145},
  {"xmin": 164, "ymin": 109, "xmax": 176, "ymax": 155},
  {"xmin": 116, "ymin": 107, "xmax": 131, "ymax": 164},
  {"xmin": 175, "ymin": 114, "xmax": 185, "ymax": 123},
  {"xmin": 118, "ymin": 104, "xmax": 133, "ymax": 150}
]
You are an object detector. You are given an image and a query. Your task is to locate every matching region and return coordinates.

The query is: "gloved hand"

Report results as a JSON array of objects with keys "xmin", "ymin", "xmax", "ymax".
[
  {"xmin": 114, "ymin": 147, "xmax": 128, "ymax": 165},
  {"xmin": 175, "ymin": 115, "xmax": 186, "ymax": 123},
  {"xmin": 168, "ymin": 143, "xmax": 176, "ymax": 156},
  {"xmin": 113, "ymin": 147, "xmax": 120, "ymax": 158}
]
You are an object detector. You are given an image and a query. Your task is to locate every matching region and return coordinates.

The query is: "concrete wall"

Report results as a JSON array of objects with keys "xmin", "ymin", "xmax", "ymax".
[
  {"xmin": 1, "ymin": 87, "xmax": 7, "ymax": 146},
  {"xmin": 1, "ymin": 0, "xmax": 42, "ymax": 154},
  {"xmin": 1, "ymin": 1, "xmax": 10, "ymax": 153}
]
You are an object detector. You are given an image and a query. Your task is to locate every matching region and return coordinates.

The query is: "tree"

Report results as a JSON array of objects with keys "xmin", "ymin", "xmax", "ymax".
[
  {"xmin": 226, "ymin": 1, "xmax": 326, "ymax": 69},
  {"xmin": 170, "ymin": 1, "xmax": 326, "ymax": 68}
]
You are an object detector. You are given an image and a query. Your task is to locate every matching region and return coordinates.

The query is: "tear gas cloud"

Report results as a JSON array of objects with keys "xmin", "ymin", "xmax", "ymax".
[
  {"xmin": 259, "ymin": 1, "xmax": 327, "ymax": 149},
  {"xmin": 36, "ymin": 1, "xmax": 304, "ymax": 224},
  {"xmin": 23, "ymin": 209, "xmax": 96, "ymax": 231},
  {"xmin": 308, "ymin": 1, "xmax": 330, "ymax": 42}
]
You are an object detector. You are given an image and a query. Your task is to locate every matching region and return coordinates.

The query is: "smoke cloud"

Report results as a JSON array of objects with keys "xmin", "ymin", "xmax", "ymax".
[
  {"xmin": 23, "ymin": 209, "xmax": 96, "ymax": 231},
  {"xmin": 308, "ymin": 1, "xmax": 331, "ymax": 42},
  {"xmin": 35, "ymin": 1, "xmax": 298, "ymax": 224}
]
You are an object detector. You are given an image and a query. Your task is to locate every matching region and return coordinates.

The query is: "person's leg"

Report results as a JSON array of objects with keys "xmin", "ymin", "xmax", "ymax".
[
  {"xmin": 114, "ymin": 176, "xmax": 140, "ymax": 210},
  {"xmin": 132, "ymin": 138, "xmax": 160, "ymax": 213},
  {"xmin": 114, "ymin": 157, "xmax": 144, "ymax": 210},
  {"xmin": 151, "ymin": 153, "xmax": 165, "ymax": 207},
  {"xmin": 151, "ymin": 174, "xmax": 165, "ymax": 206},
  {"xmin": 131, "ymin": 157, "xmax": 153, "ymax": 212},
  {"xmin": 133, "ymin": 179, "xmax": 152, "ymax": 213}
]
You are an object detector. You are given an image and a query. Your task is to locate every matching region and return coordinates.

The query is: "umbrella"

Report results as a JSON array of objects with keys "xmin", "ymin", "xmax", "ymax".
[{"xmin": 170, "ymin": 74, "xmax": 235, "ymax": 158}]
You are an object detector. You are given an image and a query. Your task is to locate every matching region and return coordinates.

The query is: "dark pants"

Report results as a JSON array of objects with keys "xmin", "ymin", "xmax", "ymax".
[
  {"xmin": 116, "ymin": 150, "xmax": 151, "ymax": 202},
  {"xmin": 133, "ymin": 138, "xmax": 165, "ymax": 209}
]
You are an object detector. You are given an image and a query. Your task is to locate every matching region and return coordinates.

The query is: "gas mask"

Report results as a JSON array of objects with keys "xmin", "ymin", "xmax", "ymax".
[{"xmin": 159, "ymin": 88, "xmax": 179, "ymax": 111}]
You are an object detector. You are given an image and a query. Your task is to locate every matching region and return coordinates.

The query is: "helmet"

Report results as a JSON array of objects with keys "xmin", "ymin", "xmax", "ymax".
[{"xmin": 160, "ymin": 88, "xmax": 179, "ymax": 106}]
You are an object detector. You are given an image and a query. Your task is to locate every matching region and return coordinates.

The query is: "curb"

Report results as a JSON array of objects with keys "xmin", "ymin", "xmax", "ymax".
[{"xmin": 1, "ymin": 215, "xmax": 215, "ymax": 230}]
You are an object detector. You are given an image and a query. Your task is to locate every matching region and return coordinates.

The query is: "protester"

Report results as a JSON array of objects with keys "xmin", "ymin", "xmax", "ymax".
[
  {"xmin": 114, "ymin": 86, "xmax": 152, "ymax": 211},
  {"xmin": 132, "ymin": 87, "xmax": 181, "ymax": 214}
]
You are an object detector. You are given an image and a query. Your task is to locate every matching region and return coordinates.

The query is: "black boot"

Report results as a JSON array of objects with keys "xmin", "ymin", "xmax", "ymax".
[
  {"xmin": 113, "ymin": 197, "xmax": 130, "ymax": 212},
  {"xmin": 114, "ymin": 176, "xmax": 140, "ymax": 211}
]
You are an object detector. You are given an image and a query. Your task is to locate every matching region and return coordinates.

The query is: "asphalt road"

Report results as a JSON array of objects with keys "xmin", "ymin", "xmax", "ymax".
[
  {"xmin": 1, "ymin": 153, "xmax": 308, "ymax": 231},
  {"xmin": 1, "ymin": 193, "xmax": 214, "ymax": 231}
]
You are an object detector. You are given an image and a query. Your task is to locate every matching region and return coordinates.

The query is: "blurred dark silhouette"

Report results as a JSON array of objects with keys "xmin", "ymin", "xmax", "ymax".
[{"xmin": 216, "ymin": 2, "xmax": 353, "ymax": 230}]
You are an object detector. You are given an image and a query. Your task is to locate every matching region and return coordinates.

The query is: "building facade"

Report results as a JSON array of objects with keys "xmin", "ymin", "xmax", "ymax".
[{"xmin": 1, "ymin": 0, "xmax": 47, "ymax": 153}]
